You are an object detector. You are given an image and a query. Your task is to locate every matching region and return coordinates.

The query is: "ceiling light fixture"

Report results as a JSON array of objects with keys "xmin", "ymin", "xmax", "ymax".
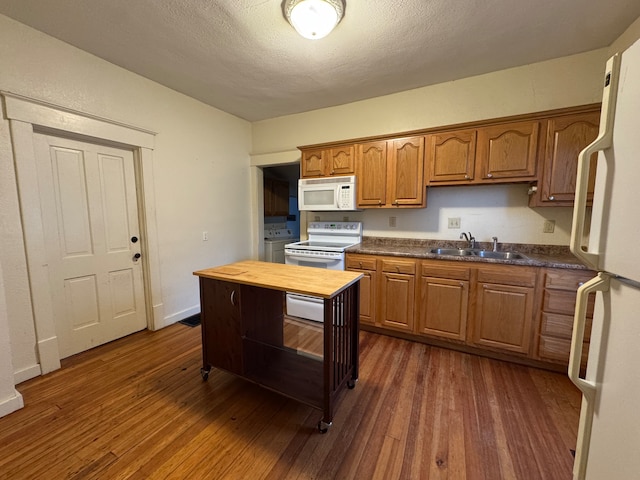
[{"xmin": 283, "ymin": 0, "xmax": 345, "ymax": 40}]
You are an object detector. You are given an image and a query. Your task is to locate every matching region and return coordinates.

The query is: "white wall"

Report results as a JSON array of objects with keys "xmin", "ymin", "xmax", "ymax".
[
  {"xmin": 0, "ymin": 14, "xmax": 253, "ymax": 392},
  {"xmin": 252, "ymin": 48, "xmax": 610, "ymax": 245}
]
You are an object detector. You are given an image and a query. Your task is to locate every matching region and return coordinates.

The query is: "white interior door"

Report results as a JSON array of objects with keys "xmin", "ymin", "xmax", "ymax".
[{"xmin": 33, "ymin": 134, "xmax": 147, "ymax": 359}]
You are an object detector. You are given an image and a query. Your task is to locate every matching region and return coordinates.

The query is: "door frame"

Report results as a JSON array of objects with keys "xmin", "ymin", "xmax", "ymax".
[{"xmin": 2, "ymin": 91, "xmax": 164, "ymax": 375}]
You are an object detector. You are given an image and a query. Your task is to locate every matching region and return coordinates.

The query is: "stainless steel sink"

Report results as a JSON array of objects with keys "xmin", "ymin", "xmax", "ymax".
[
  {"xmin": 429, "ymin": 248, "xmax": 527, "ymax": 260},
  {"xmin": 473, "ymin": 250, "xmax": 527, "ymax": 260},
  {"xmin": 429, "ymin": 248, "xmax": 475, "ymax": 256}
]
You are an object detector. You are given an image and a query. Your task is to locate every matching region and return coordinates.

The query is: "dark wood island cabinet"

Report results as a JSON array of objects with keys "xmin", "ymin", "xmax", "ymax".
[{"xmin": 194, "ymin": 261, "xmax": 362, "ymax": 432}]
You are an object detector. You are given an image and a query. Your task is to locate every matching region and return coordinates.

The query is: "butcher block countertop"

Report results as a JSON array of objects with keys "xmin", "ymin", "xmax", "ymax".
[{"xmin": 194, "ymin": 260, "xmax": 363, "ymax": 299}]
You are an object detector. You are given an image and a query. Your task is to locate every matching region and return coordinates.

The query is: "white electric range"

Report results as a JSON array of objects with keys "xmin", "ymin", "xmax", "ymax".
[{"xmin": 284, "ymin": 221, "xmax": 362, "ymax": 321}]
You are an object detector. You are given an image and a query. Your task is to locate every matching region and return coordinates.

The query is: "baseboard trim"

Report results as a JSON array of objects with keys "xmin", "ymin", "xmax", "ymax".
[{"xmin": 0, "ymin": 389, "xmax": 24, "ymax": 418}]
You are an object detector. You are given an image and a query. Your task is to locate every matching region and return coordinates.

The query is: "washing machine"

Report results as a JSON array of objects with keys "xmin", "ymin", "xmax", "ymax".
[{"xmin": 264, "ymin": 226, "xmax": 298, "ymax": 263}]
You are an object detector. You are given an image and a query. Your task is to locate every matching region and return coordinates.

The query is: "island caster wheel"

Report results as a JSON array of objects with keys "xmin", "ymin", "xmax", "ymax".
[
  {"xmin": 347, "ymin": 378, "xmax": 357, "ymax": 389},
  {"xmin": 200, "ymin": 367, "xmax": 210, "ymax": 381},
  {"xmin": 317, "ymin": 420, "xmax": 332, "ymax": 434}
]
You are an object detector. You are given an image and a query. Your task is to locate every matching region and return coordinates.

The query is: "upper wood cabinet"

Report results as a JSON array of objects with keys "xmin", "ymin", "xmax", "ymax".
[
  {"xmin": 476, "ymin": 120, "xmax": 541, "ymax": 181},
  {"xmin": 529, "ymin": 110, "xmax": 600, "ymax": 207},
  {"xmin": 427, "ymin": 129, "xmax": 477, "ymax": 183},
  {"xmin": 301, "ymin": 145, "xmax": 354, "ymax": 178},
  {"xmin": 356, "ymin": 136, "xmax": 426, "ymax": 208},
  {"xmin": 356, "ymin": 140, "xmax": 387, "ymax": 207},
  {"xmin": 426, "ymin": 120, "xmax": 541, "ymax": 185},
  {"xmin": 263, "ymin": 178, "xmax": 289, "ymax": 217}
]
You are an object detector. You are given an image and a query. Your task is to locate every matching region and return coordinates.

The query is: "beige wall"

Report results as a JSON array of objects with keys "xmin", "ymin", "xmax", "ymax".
[
  {"xmin": 0, "ymin": 14, "xmax": 253, "ymax": 391},
  {"xmin": 252, "ymin": 48, "xmax": 610, "ymax": 246}
]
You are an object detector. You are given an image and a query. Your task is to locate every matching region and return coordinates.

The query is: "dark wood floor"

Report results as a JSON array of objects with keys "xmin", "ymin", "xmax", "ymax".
[{"xmin": 0, "ymin": 324, "xmax": 581, "ymax": 479}]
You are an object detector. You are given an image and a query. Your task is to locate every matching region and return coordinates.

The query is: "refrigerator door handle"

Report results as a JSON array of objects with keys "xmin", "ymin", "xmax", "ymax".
[
  {"xmin": 569, "ymin": 272, "xmax": 610, "ymax": 480},
  {"xmin": 569, "ymin": 273, "xmax": 609, "ymax": 394},
  {"xmin": 570, "ymin": 53, "xmax": 620, "ymax": 270}
]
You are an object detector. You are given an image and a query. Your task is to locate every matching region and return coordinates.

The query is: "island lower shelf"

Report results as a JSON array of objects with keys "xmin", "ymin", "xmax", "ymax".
[{"xmin": 194, "ymin": 261, "xmax": 362, "ymax": 432}]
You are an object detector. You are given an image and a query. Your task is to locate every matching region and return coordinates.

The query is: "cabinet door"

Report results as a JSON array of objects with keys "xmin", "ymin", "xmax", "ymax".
[
  {"xmin": 200, "ymin": 279, "xmax": 243, "ymax": 375},
  {"xmin": 537, "ymin": 111, "xmax": 599, "ymax": 205},
  {"xmin": 472, "ymin": 282, "xmax": 535, "ymax": 354},
  {"xmin": 387, "ymin": 136, "xmax": 426, "ymax": 207},
  {"xmin": 264, "ymin": 178, "xmax": 289, "ymax": 216},
  {"xmin": 476, "ymin": 121, "xmax": 540, "ymax": 181},
  {"xmin": 346, "ymin": 255, "xmax": 377, "ymax": 326},
  {"xmin": 380, "ymin": 272, "xmax": 415, "ymax": 332},
  {"xmin": 356, "ymin": 140, "xmax": 388, "ymax": 207},
  {"xmin": 426, "ymin": 129, "xmax": 476, "ymax": 183},
  {"xmin": 328, "ymin": 145, "xmax": 355, "ymax": 176},
  {"xmin": 379, "ymin": 258, "xmax": 416, "ymax": 332},
  {"xmin": 301, "ymin": 149, "xmax": 326, "ymax": 178},
  {"xmin": 417, "ymin": 276, "xmax": 468, "ymax": 341}
]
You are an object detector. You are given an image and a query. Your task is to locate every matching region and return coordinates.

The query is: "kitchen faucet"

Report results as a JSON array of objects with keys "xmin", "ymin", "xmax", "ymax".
[
  {"xmin": 460, "ymin": 232, "xmax": 476, "ymax": 249},
  {"xmin": 492, "ymin": 236, "xmax": 499, "ymax": 252}
]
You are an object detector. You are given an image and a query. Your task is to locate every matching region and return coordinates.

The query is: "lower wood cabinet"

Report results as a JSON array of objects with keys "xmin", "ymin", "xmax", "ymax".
[
  {"xmin": 345, "ymin": 252, "xmax": 592, "ymax": 370},
  {"xmin": 536, "ymin": 268, "xmax": 595, "ymax": 368},
  {"xmin": 345, "ymin": 254, "xmax": 377, "ymax": 326},
  {"xmin": 379, "ymin": 258, "xmax": 416, "ymax": 332},
  {"xmin": 417, "ymin": 262, "xmax": 470, "ymax": 341},
  {"xmin": 471, "ymin": 265, "xmax": 537, "ymax": 355}
]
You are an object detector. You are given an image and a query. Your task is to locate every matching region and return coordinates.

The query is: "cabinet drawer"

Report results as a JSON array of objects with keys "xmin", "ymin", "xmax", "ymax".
[
  {"xmin": 381, "ymin": 259, "xmax": 416, "ymax": 275},
  {"xmin": 420, "ymin": 262, "xmax": 470, "ymax": 280},
  {"xmin": 541, "ymin": 312, "xmax": 592, "ymax": 341},
  {"xmin": 539, "ymin": 335, "xmax": 589, "ymax": 364},
  {"xmin": 346, "ymin": 255, "xmax": 376, "ymax": 271},
  {"xmin": 544, "ymin": 269, "xmax": 594, "ymax": 290},
  {"xmin": 538, "ymin": 335, "xmax": 571, "ymax": 363},
  {"xmin": 477, "ymin": 266, "xmax": 536, "ymax": 287},
  {"xmin": 540, "ymin": 312, "xmax": 573, "ymax": 338},
  {"xmin": 543, "ymin": 289, "xmax": 595, "ymax": 317}
]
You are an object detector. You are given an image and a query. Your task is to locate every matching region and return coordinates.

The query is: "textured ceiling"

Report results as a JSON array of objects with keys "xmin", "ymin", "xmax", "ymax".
[{"xmin": 1, "ymin": 0, "xmax": 639, "ymax": 121}]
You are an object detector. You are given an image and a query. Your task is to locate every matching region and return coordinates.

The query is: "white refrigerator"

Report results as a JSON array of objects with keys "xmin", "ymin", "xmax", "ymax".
[{"xmin": 569, "ymin": 37, "xmax": 640, "ymax": 479}]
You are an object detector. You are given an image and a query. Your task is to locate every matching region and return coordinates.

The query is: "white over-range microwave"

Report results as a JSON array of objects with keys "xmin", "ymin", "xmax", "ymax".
[{"xmin": 298, "ymin": 175, "xmax": 359, "ymax": 211}]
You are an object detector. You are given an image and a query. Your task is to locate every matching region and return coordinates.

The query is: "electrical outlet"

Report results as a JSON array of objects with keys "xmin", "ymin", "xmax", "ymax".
[
  {"xmin": 202, "ymin": 231, "xmax": 209, "ymax": 241},
  {"xmin": 448, "ymin": 217, "xmax": 461, "ymax": 229},
  {"xmin": 389, "ymin": 216, "xmax": 397, "ymax": 228},
  {"xmin": 543, "ymin": 220, "xmax": 555, "ymax": 233}
]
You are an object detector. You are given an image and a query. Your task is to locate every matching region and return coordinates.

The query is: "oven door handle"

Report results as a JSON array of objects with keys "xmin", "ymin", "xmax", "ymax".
[{"xmin": 285, "ymin": 253, "xmax": 342, "ymax": 263}]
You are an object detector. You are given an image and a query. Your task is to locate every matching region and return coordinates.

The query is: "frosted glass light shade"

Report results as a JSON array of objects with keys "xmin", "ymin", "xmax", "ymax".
[{"xmin": 284, "ymin": 0, "xmax": 345, "ymax": 40}]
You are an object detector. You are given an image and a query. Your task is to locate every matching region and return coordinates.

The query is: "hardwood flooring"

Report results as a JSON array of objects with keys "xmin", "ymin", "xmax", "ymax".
[{"xmin": 0, "ymin": 324, "xmax": 581, "ymax": 479}]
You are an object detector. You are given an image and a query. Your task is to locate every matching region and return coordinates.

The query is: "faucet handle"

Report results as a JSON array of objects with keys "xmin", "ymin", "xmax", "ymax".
[{"xmin": 492, "ymin": 236, "xmax": 499, "ymax": 252}]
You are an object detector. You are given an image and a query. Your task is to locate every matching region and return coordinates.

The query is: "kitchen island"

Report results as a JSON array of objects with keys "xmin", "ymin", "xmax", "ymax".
[{"xmin": 193, "ymin": 260, "xmax": 362, "ymax": 432}]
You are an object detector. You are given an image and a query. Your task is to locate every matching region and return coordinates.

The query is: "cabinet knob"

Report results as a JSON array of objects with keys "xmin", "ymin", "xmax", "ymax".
[
  {"xmin": 487, "ymin": 173, "xmax": 493, "ymax": 178},
  {"xmin": 378, "ymin": 200, "xmax": 382, "ymax": 206},
  {"xmin": 464, "ymin": 175, "xmax": 470, "ymax": 180},
  {"xmin": 395, "ymin": 266, "xmax": 400, "ymax": 272},
  {"xmin": 359, "ymin": 261, "xmax": 363, "ymax": 268},
  {"xmin": 549, "ymin": 196, "xmax": 555, "ymax": 201},
  {"xmin": 393, "ymin": 200, "xmax": 398, "ymax": 206}
]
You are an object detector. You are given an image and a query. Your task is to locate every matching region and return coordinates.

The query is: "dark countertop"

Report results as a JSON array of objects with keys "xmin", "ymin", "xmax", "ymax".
[{"xmin": 346, "ymin": 237, "xmax": 591, "ymax": 270}]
